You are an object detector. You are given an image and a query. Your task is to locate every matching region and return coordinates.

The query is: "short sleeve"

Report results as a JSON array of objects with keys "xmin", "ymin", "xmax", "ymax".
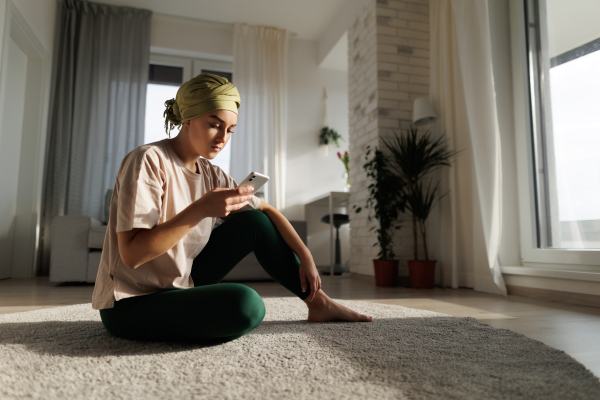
[
  {"xmin": 214, "ymin": 165, "xmax": 262, "ymax": 212},
  {"xmin": 116, "ymin": 149, "xmax": 165, "ymax": 232}
]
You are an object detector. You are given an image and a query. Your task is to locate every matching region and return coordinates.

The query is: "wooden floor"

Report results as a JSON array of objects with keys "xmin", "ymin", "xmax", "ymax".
[{"xmin": 1, "ymin": 274, "xmax": 599, "ymax": 379}]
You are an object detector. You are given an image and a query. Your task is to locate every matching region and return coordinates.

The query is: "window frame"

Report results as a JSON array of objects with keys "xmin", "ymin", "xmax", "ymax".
[
  {"xmin": 509, "ymin": 0, "xmax": 600, "ymax": 271},
  {"xmin": 149, "ymin": 54, "xmax": 192, "ymax": 83},
  {"xmin": 192, "ymin": 59, "xmax": 232, "ymax": 78}
]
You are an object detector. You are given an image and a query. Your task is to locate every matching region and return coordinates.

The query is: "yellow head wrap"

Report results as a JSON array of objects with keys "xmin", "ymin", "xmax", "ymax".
[{"xmin": 163, "ymin": 72, "xmax": 241, "ymax": 137}]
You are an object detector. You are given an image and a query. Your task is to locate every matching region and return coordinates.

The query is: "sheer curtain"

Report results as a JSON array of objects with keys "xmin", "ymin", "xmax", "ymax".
[
  {"xmin": 231, "ymin": 23, "xmax": 290, "ymax": 210},
  {"xmin": 40, "ymin": 0, "xmax": 151, "ymax": 275},
  {"xmin": 430, "ymin": 0, "xmax": 508, "ymax": 296}
]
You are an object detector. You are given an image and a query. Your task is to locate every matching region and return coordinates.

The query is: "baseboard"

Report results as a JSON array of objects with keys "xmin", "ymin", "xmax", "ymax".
[{"xmin": 507, "ymin": 284, "xmax": 600, "ymax": 308}]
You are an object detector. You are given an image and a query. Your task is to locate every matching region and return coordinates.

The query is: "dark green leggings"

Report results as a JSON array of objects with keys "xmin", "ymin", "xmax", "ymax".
[{"xmin": 99, "ymin": 210, "xmax": 312, "ymax": 342}]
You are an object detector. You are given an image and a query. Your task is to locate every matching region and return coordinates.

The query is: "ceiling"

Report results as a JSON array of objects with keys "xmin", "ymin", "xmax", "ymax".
[{"xmin": 98, "ymin": 0, "xmax": 348, "ymax": 41}]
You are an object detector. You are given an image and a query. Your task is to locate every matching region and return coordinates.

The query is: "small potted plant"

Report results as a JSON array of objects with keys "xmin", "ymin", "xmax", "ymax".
[
  {"xmin": 319, "ymin": 126, "xmax": 343, "ymax": 147},
  {"xmin": 380, "ymin": 126, "xmax": 461, "ymax": 288},
  {"xmin": 352, "ymin": 145, "xmax": 407, "ymax": 286}
]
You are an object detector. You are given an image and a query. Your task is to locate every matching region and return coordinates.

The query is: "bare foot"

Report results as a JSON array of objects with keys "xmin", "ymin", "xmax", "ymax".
[{"xmin": 304, "ymin": 290, "xmax": 373, "ymax": 323}]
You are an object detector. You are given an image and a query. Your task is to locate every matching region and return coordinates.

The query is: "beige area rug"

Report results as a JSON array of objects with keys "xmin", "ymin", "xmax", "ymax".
[{"xmin": 0, "ymin": 298, "xmax": 599, "ymax": 400}]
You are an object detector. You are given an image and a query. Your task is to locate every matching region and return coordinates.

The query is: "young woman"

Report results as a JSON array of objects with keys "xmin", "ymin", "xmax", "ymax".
[{"xmin": 92, "ymin": 72, "xmax": 372, "ymax": 342}]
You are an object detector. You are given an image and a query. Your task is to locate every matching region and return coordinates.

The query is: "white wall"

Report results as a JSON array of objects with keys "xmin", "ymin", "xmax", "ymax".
[
  {"xmin": 0, "ymin": 0, "xmax": 57, "ymax": 62},
  {"xmin": 0, "ymin": 36, "xmax": 27, "ymax": 279},
  {"xmin": 11, "ymin": 0, "xmax": 56, "ymax": 53},
  {"xmin": 546, "ymin": 0, "xmax": 600, "ymax": 58},
  {"xmin": 286, "ymin": 38, "xmax": 350, "ymax": 268},
  {"xmin": 0, "ymin": 0, "xmax": 57, "ymax": 278},
  {"xmin": 148, "ymin": 15, "xmax": 351, "ymax": 268},
  {"xmin": 150, "ymin": 14, "xmax": 233, "ymax": 61}
]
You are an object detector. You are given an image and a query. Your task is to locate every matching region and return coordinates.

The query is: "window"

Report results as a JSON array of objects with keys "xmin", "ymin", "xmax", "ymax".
[
  {"xmin": 524, "ymin": 0, "xmax": 600, "ymax": 251},
  {"xmin": 143, "ymin": 54, "xmax": 234, "ymax": 174}
]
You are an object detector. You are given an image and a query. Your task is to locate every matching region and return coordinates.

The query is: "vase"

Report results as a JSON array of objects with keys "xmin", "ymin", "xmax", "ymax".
[
  {"xmin": 342, "ymin": 171, "xmax": 351, "ymax": 192},
  {"xmin": 407, "ymin": 260, "xmax": 437, "ymax": 289},
  {"xmin": 372, "ymin": 259, "xmax": 398, "ymax": 287}
]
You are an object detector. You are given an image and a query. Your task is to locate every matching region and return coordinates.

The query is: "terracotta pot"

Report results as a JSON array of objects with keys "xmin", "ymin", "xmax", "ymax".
[
  {"xmin": 407, "ymin": 260, "xmax": 437, "ymax": 289},
  {"xmin": 372, "ymin": 259, "xmax": 399, "ymax": 287}
]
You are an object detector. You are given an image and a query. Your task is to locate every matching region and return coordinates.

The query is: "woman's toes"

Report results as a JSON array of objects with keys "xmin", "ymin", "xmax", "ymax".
[{"xmin": 356, "ymin": 313, "xmax": 373, "ymax": 322}]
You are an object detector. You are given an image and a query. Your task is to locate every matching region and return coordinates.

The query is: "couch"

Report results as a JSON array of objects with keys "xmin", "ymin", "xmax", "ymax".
[{"xmin": 49, "ymin": 191, "xmax": 307, "ymax": 284}]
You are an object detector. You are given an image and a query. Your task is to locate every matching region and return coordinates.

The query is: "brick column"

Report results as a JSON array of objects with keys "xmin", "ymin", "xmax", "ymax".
[{"xmin": 348, "ymin": 0, "xmax": 430, "ymax": 277}]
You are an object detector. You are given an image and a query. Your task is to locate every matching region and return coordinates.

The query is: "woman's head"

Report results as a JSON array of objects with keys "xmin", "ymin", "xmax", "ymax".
[{"xmin": 163, "ymin": 72, "xmax": 240, "ymax": 159}]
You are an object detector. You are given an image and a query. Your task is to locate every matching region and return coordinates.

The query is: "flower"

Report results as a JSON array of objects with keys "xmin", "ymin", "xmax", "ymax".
[{"xmin": 338, "ymin": 150, "xmax": 349, "ymax": 174}]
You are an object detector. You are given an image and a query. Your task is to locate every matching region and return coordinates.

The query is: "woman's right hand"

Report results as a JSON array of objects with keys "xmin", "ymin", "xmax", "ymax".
[{"xmin": 196, "ymin": 186, "xmax": 255, "ymax": 218}]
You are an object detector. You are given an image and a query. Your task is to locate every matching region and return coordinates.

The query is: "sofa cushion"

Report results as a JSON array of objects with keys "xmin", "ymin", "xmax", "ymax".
[{"xmin": 88, "ymin": 226, "xmax": 107, "ymax": 249}]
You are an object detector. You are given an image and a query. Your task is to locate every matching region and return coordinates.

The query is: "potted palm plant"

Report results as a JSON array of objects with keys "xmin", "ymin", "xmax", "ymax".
[
  {"xmin": 352, "ymin": 145, "xmax": 407, "ymax": 286},
  {"xmin": 380, "ymin": 126, "xmax": 461, "ymax": 289}
]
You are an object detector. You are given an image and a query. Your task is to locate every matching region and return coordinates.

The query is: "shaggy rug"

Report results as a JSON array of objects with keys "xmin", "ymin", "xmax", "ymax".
[{"xmin": 0, "ymin": 298, "xmax": 598, "ymax": 400}]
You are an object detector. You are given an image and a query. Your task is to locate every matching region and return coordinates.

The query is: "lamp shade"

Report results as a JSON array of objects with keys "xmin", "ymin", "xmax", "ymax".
[{"xmin": 412, "ymin": 97, "xmax": 436, "ymax": 126}]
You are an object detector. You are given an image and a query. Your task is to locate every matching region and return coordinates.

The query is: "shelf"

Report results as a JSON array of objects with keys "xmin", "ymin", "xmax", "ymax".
[{"xmin": 304, "ymin": 191, "xmax": 350, "ymax": 208}]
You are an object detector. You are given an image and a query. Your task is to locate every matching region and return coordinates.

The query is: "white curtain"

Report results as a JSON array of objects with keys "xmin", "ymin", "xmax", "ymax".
[
  {"xmin": 430, "ymin": 0, "xmax": 507, "ymax": 296},
  {"xmin": 231, "ymin": 23, "xmax": 290, "ymax": 211}
]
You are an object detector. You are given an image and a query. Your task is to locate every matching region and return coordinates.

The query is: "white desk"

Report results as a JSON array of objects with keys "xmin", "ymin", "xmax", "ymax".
[{"xmin": 304, "ymin": 191, "xmax": 350, "ymax": 276}]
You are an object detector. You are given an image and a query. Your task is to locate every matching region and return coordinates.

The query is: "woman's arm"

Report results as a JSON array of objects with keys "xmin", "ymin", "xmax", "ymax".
[
  {"xmin": 258, "ymin": 200, "xmax": 321, "ymax": 300},
  {"xmin": 118, "ymin": 187, "xmax": 254, "ymax": 269},
  {"xmin": 257, "ymin": 200, "xmax": 311, "ymax": 261},
  {"xmin": 117, "ymin": 201, "xmax": 208, "ymax": 269}
]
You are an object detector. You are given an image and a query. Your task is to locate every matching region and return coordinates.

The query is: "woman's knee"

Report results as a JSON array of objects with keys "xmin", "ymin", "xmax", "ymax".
[
  {"xmin": 232, "ymin": 209, "xmax": 271, "ymax": 227},
  {"xmin": 99, "ymin": 308, "xmax": 131, "ymax": 340},
  {"xmin": 226, "ymin": 283, "xmax": 266, "ymax": 333}
]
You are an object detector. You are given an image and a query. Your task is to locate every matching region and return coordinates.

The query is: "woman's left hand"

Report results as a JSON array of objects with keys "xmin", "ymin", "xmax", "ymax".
[{"xmin": 299, "ymin": 255, "xmax": 321, "ymax": 302}]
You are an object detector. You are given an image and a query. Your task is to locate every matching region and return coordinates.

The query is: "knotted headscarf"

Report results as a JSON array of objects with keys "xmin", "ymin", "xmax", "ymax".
[{"xmin": 163, "ymin": 72, "xmax": 241, "ymax": 137}]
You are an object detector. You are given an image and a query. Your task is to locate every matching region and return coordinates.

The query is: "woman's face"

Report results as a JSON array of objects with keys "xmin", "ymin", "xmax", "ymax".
[{"xmin": 184, "ymin": 109, "xmax": 237, "ymax": 159}]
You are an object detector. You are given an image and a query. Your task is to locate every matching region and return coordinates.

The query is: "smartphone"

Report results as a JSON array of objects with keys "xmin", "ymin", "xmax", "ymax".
[{"xmin": 235, "ymin": 172, "xmax": 269, "ymax": 195}]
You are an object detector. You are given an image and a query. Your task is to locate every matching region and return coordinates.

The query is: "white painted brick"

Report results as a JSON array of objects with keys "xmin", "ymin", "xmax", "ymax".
[
  {"xmin": 378, "ymin": 99, "xmax": 399, "ymax": 109},
  {"xmin": 397, "ymin": 11, "xmax": 429, "ymax": 23},
  {"xmin": 366, "ymin": 119, "xmax": 378, "ymax": 132},
  {"xmin": 398, "ymin": 101, "xmax": 413, "ymax": 111},
  {"xmin": 385, "ymin": 1, "xmax": 407, "ymax": 11},
  {"xmin": 350, "ymin": 0, "xmax": 430, "ymax": 264},
  {"xmin": 379, "ymin": 118, "xmax": 400, "ymax": 128},
  {"xmin": 378, "ymin": 109, "xmax": 408, "ymax": 119},
  {"xmin": 408, "ymin": 20, "xmax": 428, "ymax": 32},
  {"xmin": 397, "ymin": 28, "xmax": 429, "ymax": 41},
  {"xmin": 395, "ymin": 65, "xmax": 429, "ymax": 76},
  {"xmin": 388, "ymin": 18, "xmax": 408, "ymax": 28},
  {"xmin": 377, "ymin": 53, "xmax": 410, "ymax": 64},
  {"xmin": 378, "ymin": 90, "xmax": 410, "ymax": 101},
  {"xmin": 412, "ymin": 49, "xmax": 429, "ymax": 58},
  {"xmin": 408, "ymin": 38, "xmax": 429, "ymax": 49},
  {"xmin": 408, "ymin": 57, "xmax": 429, "ymax": 67},
  {"xmin": 377, "ymin": 34, "xmax": 410, "ymax": 46},
  {"xmin": 358, "ymin": 227, "xmax": 371, "ymax": 237},
  {"xmin": 389, "ymin": 72, "xmax": 409, "ymax": 82},
  {"xmin": 377, "ymin": 26, "xmax": 397, "ymax": 36},
  {"xmin": 377, "ymin": 62, "xmax": 398, "ymax": 72},
  {"xmin": 409, "ymin": 75, "xmax": 429, "ymax": 85},
  {"xmin": 377, "ymin": 43, "xmax": 399, "ymax": 54},
  {"xmin": 406, "ymin": 3, "xmax": 429, "ymax": 14},
  {"xmin": 376, "ymin": 7, "xmax": 397, "ymax": 17}
]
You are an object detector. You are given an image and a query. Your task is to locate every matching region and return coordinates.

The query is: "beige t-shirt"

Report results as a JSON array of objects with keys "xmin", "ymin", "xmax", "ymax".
[{"xmin": 91, "ymin": 139, "xmax": 261, "ymax": 310}]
